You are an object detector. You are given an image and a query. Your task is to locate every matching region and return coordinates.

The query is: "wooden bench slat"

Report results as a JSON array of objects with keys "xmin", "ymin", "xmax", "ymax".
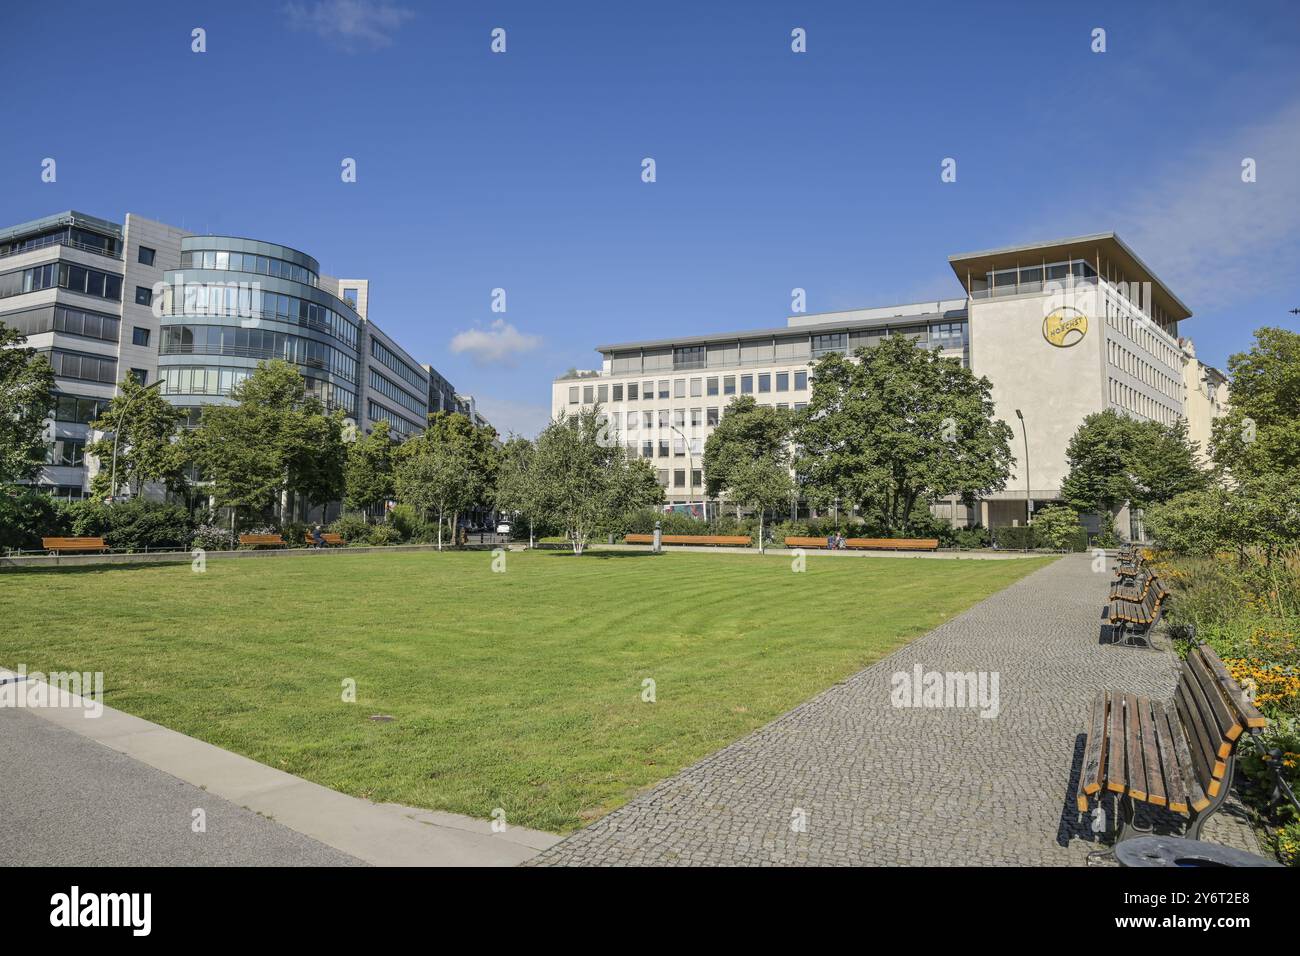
[
  {"xmin": 42, "ymin": 537, "xmax": 107, "ymax": 552},
  {"xmin": 1138, "ymin": 699, "xmax": 1166, "ymax": 807},
  {"xmin": 1197, "ymin": 643, "xmax": 1268, "ymax": 730},
  {"xmin": 1165, "ymin": 706, "xmax": 1211, "ymax": 813},
  {"xmin": 1151, "ymin": 701, "xmax": 1189, "ymax": 815},
  {"xmin": 1179, "ymin": 661, "xmax": 1234, "ymax": 765},
  {"xmin": 1175, "ymin": 684, "xmax": 1223, "ymax": 797},
  {"xmin": 1106, "ymin": 689, "xmax": 1128, "ymax": 794},
  {"xmin": 1078, "ymin": 690, "xmax": 1111, "ymax": 811},
  {"xmin": 1186, "ymin": 650, "xmax": 1243, "ymax": 750},
  {"xmin": 1124, "ymin": 693, "xmax": 1149, "ymax": 802}
]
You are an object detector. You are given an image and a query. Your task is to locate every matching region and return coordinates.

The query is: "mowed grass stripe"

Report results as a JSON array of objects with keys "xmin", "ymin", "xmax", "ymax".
[{"xmin": 0, "ymin": 550, "xmax": 1054, "ymax": 831}]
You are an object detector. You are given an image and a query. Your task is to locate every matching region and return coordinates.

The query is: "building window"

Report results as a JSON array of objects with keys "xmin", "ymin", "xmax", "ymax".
[
  {"xmin": 758, "ymin": 373, "xmax": 771, "ymax": 392},
  {"xmin": 658, "ymin": 409, "xmax": 670, "ymax": 428},
  {"xmin": 741, "ymin": 374, "xmax": 754, "ymax": 394},
  {"xmin": 691, "ymin": 469, "xmax": 702, "ymax": 488},
  {"xmin": 627, "ymin": 381, "xmax": 638, "ymax": 401},
  {"xmin": 673, "ymin": 345, "xmax": 706, "ymax": 370},
  {"xmin": 597, "ymin": 384, "xmax": 608, "ymax": 403},
  {"xmin": 612, "ymin": 384, "xmax": 623, "ymax": 401},
  {"xmin": 134, "ymin": 285, "xmax": 153, "ymax": 306},
  {"xmin": 690, "ymin": 377, "xmax": 702, "ymax": 397},
  {"xmin": 723, "ymin": 376, "xmax": 736, "ymax": 395},
  {"xmin": 642, "ymin": 440, "xmax": 653, "ymax": 458},
  {"xmin": 137, "ymin": 246, "xmax": 156, "ymax": 267},
  {"xmin": 657, "ymin": 469, "xmax": 669, "ymax": 487},
  {"xmin": 706, "ymin": 377, "xmax": 718, "ymax": 396},
  {"xmin": 643, "ymin": 380, "xmax": 654, "ymax": 398},
  {"xmin": 673, "ymin": 379, "xmax": 685, "ymax": 399},
  {"xmin": 794, "ymin": 370, "xmax": 808, "ymax": 390},
  {"xmin": 811, "ymin": 332, "xmax": 845, "ymax": 357},
  {"xmin": 658, "ymin": 380, "xmax": 669, "ymax": 399},
  {"xmin": 48, "ymin": 437, "xmax": 86, "ymax": 467},
  {"xmin": 673, "ymin": 409, "xmax": 685, "ymax": 428},
  {"xmin": 342, "ymin": 287, "xmax": 359, "ymax": 308},
  {"xmin": 583, "ymin": 385, "xmax": 594, "ymax": 403},
  {"xmin": 776, "ymin": 371, "xmax": 789, "ymax": 391},
  {"xmin": 658, "ymin": 440, "xmax": 669, "ymax": 458},
  {"xmin": 643, "ymin": 411, "xmax": 653, "ymax": 430},
  {"xmin": 690, "ymin": 408, "xmax": 702, "ymax": 427},
  {"xmin": 132, "ymin": 327, "xmax": 150, "ymax": 347},
  {"xmin": 568, "ymin": 385, "xmax": 578, "ymax": 404},
  {"xmin": 706, "ymin": 407, "xmax": 719, "ymax": 426},
  {"xmin": 129, "ymin": 368, "xmax": 148, "ymax": 385},
  {"xmin": 674, "ymin": 469, "xmax": 686, "ymax": 487}
]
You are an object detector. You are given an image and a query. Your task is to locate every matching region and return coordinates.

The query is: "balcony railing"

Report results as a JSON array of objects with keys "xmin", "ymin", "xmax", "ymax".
[{"xmin": 0, "ymin": 233, "xmax": 123, "ymax": 261}]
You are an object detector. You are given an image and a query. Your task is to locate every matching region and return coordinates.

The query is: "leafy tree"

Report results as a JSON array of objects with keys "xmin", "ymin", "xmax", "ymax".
[
  {"xmin": 344, "ymin": 422, "xmax": 396, "ymax": 517},
  {"xmin": 0, "ymin": 323, "xmax": 55, "ymax": 485},
  {"xmin": 189, "ymin": 361, "xmax": 346, "ymax": 527},
  {"xmin": 532, "ymin": 407, "xmax": 662, "ymax": 554},
  {"xmin": 426, "ymin": 410, "xmax": 501, "ymax": 531},
  {"xmin": 702, "ymin": 396, "xmax": 794, "ymax": 549},
  {"xmin": 0, "ymin": 485, "xmax": 68, "ymax": 551},
  {"xmin": 1029, "ymin": 503, "xmax": 1082, "ymax": 551},
  {"xmin": 794, "ymin": 335, "xmax": 1013, "ymax": 532},
  {"xmin": 1062, "ymin": 410, "xmax": 1205, "ymax": 516},
  {"xmin": 495, "ymin": 435, "xmax": 542, "ymax": 546},
  {"xmin": 86, "ymin": 377, "xmax": 189, "ymax": 501},
  {"xmin": 393, "ymin": 431, "xmax": 475, "ymax": 549},
  {"xmin": 1210, "ymin": 327, "xmax": 1300, "ymax": 481},
  {"xmin": 1060, "ymin": 410, "xmax": 1136, "ymax": 516}
]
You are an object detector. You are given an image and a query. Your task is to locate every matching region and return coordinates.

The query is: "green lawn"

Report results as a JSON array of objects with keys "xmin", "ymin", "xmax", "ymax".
[{"xmin": 0, "ymin": 549, "xmax": 1054, "ymax": 831}]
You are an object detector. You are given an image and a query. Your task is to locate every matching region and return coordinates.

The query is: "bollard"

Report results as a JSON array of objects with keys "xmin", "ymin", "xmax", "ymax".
[{"xmin": 653, "ymin": 520, "xmax": 662, "ymax": 554}]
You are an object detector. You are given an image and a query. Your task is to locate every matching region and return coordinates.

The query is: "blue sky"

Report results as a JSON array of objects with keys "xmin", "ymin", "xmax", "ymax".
[{"xmin": 2, "ymin": 0, "xmax": 1297, "ymax": 436}]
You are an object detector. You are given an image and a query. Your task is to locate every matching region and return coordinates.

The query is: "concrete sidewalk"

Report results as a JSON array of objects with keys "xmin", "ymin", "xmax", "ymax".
[{"xmin": 1, "ymin": 669, "xmax": 560, "ymax": 867}]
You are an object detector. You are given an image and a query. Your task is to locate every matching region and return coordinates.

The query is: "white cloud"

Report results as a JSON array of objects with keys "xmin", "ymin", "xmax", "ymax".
[
  {"xmin": 470, "ymin": 397, "xmax": 552, "ymax": 440},
  {"xmin": 449, "ymin": 319, "xmax": 543, "ymax": 365},
  {"xmin": 1116, "ymin": 97, "xmax": 1300, "ymax": 311},
  {"xmin": 283, "ymin": 0, "xmax": 415, "ymax": 50}
]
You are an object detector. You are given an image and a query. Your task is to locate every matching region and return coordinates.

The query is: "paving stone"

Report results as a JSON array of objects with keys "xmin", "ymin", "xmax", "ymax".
[{"xmin": 528, "ymin": 554, "xmax": 1263, "ymax": 866}]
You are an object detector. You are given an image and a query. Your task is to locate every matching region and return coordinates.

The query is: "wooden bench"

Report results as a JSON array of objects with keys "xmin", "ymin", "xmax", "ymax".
[
  {"xmin": 784, "ymin": 536, "xmax": 838, "ymax": 549},
  {"xmin": 304, "ymin": 532, "xmax": 345, "ymax": 547},
  {"xmin": 42, "ymin": 536, "xmax": 107, "ymax": 555},
  {"xmin": 1077, "ymin": 642, "xmax": 1267, "ymax": 843},
  {"xmin": 1109, "ymin": 568, "xmax": 1164, "ymax": 604},
  {"xmin": 845, "ymin": 537, "xmax": 940, "ymax": 551},
  {"xmin": 1106, "ymin": 578, "xmax": 1170, "ymax": 647},
  {"xmin": 624, "ymin": 533, "xmax": 752, "ymax": 547},
  {"xmin": 239, "ymin": 533, "xmax": 285, "ymax": 549}
]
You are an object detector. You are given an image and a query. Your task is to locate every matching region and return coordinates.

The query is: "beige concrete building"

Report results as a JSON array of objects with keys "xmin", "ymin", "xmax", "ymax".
[
  {"xmin": 551, "ymin": 234, "xmax": 1214, "ymax": 537},
  {"xmin": 1179, "ymin": 338, "xmax": 1230, "ymax": 468}
]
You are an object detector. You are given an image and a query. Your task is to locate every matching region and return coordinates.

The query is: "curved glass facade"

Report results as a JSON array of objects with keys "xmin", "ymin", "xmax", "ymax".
[{"xmin": 157, "ymin": 236, "xmax": 361, "ymax": 418}]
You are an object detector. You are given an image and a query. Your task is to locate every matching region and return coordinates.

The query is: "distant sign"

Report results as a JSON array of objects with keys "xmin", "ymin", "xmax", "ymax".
[{"xmin": 1042, "ymin": 307, "xmax": 1088, "ymax": 347}]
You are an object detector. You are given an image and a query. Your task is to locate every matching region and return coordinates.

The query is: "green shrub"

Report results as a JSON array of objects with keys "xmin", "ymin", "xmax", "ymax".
[
  {"xmin": 281, "ymin": 520, "xmax": 311, "ymax": 548},
  {"xmin": 65, "ymin": 499, "xmax": 195, "ymax": 552},
  {"xmin": 386, "ymin": 504, "xmax": 419, "ymax": 541},
  {"xmin": 367, "ymin": 524, "xmax": 403, "ymax": 547},
  {"xmin": 330, "ymin": 513, "xmax": 371, "ymax": 545},
  {"xmin": 0, "ymin": 486, "xmax": 71, "ymax": 551},
  {"xmin": 950, "ymin": 525, "xmax": 991, "ymax": 550},
  {"xmin": 190, "ymin": 523, "xmax": 235, "ymax": 552},
  {"xmin": 1145, "ymin": 489, "xmax": 1225, "ymax": 555}
]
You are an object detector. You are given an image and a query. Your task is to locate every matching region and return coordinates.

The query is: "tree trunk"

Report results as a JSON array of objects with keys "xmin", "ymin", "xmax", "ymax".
[
  {"xmin": 528, "ymin": 518, "xmax": 534, "ymax": 549},
  {"xmin": 437, "ymin": 509, "xmax": 444, "ymax": 551},
  {"xmin": 758, "ymin": 509, "xmax": 765, "ymax": 554}
]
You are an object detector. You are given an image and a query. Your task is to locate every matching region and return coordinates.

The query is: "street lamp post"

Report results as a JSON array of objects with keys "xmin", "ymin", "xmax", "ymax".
[
  {"xmin": 107, "ymin": 380, "xmax": 164, "ymax": 504},
  {"xmin": 1014, "ymin": 408, "xmax": 1031, "ymax": 525},
  {"xmin": 669, "ymin": 424, "xmax": 697, "ymax": 518}
]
